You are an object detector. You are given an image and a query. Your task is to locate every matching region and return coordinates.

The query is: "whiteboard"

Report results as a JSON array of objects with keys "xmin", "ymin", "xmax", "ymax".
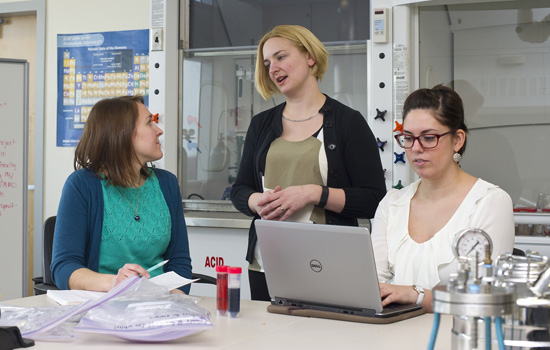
[{"xmin": 0, "ymin": 59, "xmax": 28, "ymax": 300}]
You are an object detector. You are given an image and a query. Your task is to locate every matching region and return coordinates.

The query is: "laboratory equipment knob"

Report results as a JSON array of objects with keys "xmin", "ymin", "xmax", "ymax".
[
  {"xmin": 394, "ymin": 152, "xmax": 406, "ymax": 164},
  {"xmin": 376, "ymin": 138, "xmax": 388, "ymax": 152},
  {"xmin": 393, "ymin": 121, "xmax": 403, "ymax": 133},
  {"xmin": 375, "ymin": 108, "xmax": 387, "ymax": 121}
]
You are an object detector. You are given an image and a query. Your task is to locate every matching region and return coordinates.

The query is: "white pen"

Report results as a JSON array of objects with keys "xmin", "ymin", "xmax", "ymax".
[{"xmin": 146, "ymin": 259, "xmax": 169, "ymax": 273}]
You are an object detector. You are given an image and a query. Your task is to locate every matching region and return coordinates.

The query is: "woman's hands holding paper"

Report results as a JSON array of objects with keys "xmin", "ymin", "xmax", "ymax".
[
  {"xmin": 114, "ymin": 263, "xmax": 150, "ymax": 287},
  {"xmin": 68, "ymin": 265, "xmax": 145, "ymax": 292},
  {"xmin": 248, "ymin": 186, "xmax": 282, "ymax": 217}
]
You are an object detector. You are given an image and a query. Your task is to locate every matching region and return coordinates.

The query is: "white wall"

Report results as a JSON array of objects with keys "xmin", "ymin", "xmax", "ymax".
[
  {"xmin": 39, "ymin": 0, "xmax": 149, "ymax": 218},
  {"xmin": 0, "ymin": 0, "xmax": 150, "ymax": 218}
]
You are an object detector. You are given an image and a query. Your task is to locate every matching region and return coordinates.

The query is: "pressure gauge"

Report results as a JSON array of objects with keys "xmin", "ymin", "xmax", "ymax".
[{"xmin": 452, "ymin": 228, "xmax": 492, "ymax": 259}]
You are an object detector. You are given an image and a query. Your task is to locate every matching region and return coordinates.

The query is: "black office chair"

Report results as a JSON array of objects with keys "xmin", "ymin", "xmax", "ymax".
[
  {"xmin": 32, "ymin": 216, "xmax": 58, "ymax": 294},
  {"xmin": 193, "ymin": 273, "xmax": 216, "ymax": 285},
  {"xmin": 33, "ymin": 216, "xmax": 215, "ymax": 295}
]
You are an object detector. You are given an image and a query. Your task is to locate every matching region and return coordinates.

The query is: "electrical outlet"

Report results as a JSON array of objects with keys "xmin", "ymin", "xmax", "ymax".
[{"xmin": 152, "ymin": 28, "xmax": 163, "ymax": 51}]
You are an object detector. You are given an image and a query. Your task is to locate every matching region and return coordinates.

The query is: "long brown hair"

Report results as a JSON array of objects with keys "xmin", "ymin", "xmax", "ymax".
[{"xmin": 74, "ymin": 96, "xmax": 150, "ymax": 187}]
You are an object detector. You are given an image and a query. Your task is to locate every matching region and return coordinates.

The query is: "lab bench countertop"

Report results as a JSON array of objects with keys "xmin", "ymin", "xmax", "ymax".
[{"xmin": 3, "ymin": 294, "xmax": 452, "ymax": 349}]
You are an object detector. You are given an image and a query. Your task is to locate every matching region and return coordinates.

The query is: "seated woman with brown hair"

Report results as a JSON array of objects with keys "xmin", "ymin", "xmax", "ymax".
[
  {"xmin": 51, "ymin": 96, "xmax": 192, "ymax": 293},
  {"xmin": 372, "ymin": 85, "xmax": 515, "ymax": 312}
]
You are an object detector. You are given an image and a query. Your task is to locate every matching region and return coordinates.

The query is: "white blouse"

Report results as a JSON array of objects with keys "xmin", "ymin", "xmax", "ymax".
[{"xmin": 371, "ymin": 178, "xmax": 515, "ymax": 289}]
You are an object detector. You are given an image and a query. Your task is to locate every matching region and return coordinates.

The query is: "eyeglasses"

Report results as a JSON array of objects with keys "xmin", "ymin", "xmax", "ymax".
[{"xmin": 394, "ymin": 131, "xmax": 453, "ymax": 149}]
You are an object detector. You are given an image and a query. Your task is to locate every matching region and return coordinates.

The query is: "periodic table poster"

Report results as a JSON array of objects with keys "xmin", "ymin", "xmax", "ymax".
[{"xmin": 56, "ymin": 29, "xmax": 149, "ymax": 147}]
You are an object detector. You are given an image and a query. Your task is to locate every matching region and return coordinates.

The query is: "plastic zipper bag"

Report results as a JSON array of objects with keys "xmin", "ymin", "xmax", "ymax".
[
  {"xmin": 0, "ymin": 275, "xmax": 211, "ymax": 342},
  {"xmin": 74, "ymin": 277, "xmax": 212, "ymax": 342},
  {"xmin": 0, "ymin": 305, "xmax": 81, "ymax": 341},
  {"xmin": 0, "ymin": 275, "xmax": 142, "ymax": 341}
]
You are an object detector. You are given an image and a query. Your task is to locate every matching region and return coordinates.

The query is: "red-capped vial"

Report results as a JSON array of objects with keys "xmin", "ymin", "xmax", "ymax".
[
  {"xmin": 216, "ymin": 265, "xmax": 228, "ymax": 316},
  {"xmin": 227, "ymin": 266, "xmax": 242, "ymax": 318}
]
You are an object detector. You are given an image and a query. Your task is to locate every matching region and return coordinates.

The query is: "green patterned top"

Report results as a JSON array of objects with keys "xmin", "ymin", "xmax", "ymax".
[{"xmin": 98, "ymin": 172, "xmax": 171, "ymax": 277}]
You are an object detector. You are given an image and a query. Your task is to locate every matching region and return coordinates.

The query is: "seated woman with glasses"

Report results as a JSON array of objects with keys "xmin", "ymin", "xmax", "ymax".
[{"xmin": 371, "ymin": 85, "xmax": 514, "ymax": 312}]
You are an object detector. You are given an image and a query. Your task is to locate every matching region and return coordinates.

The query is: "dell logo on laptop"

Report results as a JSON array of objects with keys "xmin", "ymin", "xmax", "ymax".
[{"xmin": 310, "ymin": 259, "xmax": 322, "ymax": 272}]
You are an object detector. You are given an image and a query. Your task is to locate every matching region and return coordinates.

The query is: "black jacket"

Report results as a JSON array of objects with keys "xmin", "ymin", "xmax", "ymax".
[{"xmin": 231, "ymin": 95, "xmax": 386, "ymax": 263}]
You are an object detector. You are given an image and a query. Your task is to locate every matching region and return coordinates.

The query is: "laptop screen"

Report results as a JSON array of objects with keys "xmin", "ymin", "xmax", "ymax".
[{"xmin": 255, "ymin": 220, "xmax": 384, "ymax": 313}]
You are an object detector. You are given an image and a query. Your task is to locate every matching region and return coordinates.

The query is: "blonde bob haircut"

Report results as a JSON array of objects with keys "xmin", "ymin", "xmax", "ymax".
[{"xmin": 255, "ymin": 25, "xmax": 328, "ymax": 100}]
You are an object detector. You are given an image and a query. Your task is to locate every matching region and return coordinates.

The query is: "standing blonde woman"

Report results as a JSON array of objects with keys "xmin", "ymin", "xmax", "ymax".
[{"xmin": 231, "ymin": 25, "xmax": 386, "ymax": 300}]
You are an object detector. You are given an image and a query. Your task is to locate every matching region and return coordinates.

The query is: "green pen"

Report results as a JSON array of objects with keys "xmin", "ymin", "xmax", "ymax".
[{"xmin": 146, "ymin": 259, "xmax": 169, "ymax": 274}]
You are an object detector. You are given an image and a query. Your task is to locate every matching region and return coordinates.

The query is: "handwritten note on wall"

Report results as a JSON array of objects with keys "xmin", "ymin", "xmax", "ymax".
[{"xmin": 0, "ymin": 136, "xmax": 18, "ymax": 218}]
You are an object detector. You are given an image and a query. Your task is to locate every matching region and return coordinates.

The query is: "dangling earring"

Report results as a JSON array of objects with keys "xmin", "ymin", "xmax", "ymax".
[{"xmin": 453, "ymin": 152, "xmax": 462, "ymax": 163}]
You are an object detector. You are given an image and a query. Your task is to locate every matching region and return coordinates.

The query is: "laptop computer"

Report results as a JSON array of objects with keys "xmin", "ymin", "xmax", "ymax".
[{"xmin": 254, "ymin": 220, "xmax": 422, "ymax": 318}]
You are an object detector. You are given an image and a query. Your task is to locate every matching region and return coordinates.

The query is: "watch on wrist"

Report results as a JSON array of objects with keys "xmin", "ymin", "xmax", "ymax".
[
  {"xmin": 318, "ymin": 185, "xmax": 329, "ymax": 208},
  {"xmin": 413, "ymin": 284, "xmax": 424, "ymax": 305}
]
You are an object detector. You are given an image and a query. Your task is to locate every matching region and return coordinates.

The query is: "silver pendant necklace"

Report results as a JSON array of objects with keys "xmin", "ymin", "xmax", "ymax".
[
  {"xmin": 282, "ymin": 111, "xmax": 320, "ymax": 122},
  {"xmin": 117, "ymin": 187, "xmax": 141, "ymax": 221}
]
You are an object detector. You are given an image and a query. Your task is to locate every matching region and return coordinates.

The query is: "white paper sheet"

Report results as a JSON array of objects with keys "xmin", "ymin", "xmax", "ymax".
[
  {"xmin": 46, "ymin": 290, "xmax": 105, "ymax": 306},
  {"xmin": 47, "ymin": 272, "xmax": 198, "ymax": 305},
  {"xmin": 150, "ymin": 271, "xmax": 199, "ymax": 291}
]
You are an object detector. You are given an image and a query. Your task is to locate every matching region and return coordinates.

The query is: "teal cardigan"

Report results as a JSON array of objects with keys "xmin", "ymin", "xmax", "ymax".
[{"xmin": 51, "ymin": 168, "xmax": 192, "ymax": 293}]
